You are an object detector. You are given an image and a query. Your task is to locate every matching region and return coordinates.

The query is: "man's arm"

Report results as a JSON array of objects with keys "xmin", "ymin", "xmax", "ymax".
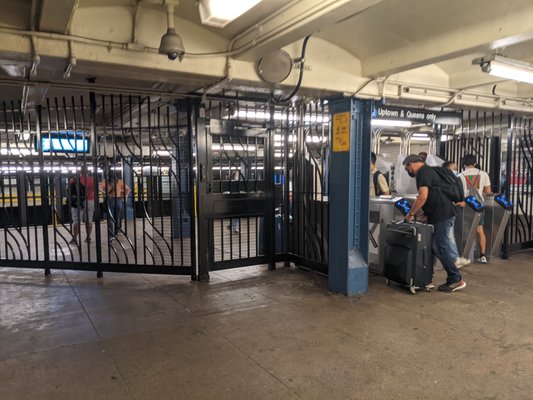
[
  {"xmin": 482, "ymin": 172, "xmax": 492, "ymax": 195},
  {"xmin": 405, "ymin": 186, "xmax": 428, "ymax": 221}
]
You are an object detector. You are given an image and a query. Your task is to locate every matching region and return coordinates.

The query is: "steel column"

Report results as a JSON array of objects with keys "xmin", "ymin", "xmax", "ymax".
[{"xmin": 327, "ymin": 96, "xmax": 371, "ymax": 295}]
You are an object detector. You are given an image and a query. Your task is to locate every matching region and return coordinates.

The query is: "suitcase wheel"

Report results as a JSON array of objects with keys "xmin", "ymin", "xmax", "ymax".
[{"xmin": 409, "ymin": 286, "xmax": 416, "ymax": 295}]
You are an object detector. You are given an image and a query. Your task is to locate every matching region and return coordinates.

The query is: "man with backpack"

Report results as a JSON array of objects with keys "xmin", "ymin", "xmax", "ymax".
[
  {"xmin": 402, "ymin": 154, "xmax": 466, "ymax": 292},
  {"xmin": 370, "ymin": 152, "xmax": 390, "ymax": 197},
  {"xmin": 458, "ymin": 154, "xmax": 492, "ymax": 264}
]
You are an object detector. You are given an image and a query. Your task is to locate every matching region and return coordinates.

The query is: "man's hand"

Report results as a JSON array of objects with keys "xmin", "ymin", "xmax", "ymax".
[{"xmin": 405, "ymin": 213, "xmax": 415, "ymax": 222}]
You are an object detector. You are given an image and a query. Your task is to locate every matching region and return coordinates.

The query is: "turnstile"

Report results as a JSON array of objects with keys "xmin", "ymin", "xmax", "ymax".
[
  {"xmin": 485, "ymin": 194, "xmax": 513, "ymax": 260},
  {"xmin": 454, "ymin": 196, "xmax": 484, "ymax": 259},
  {"xmin": 455, "ymin": 194, "xmax": 512, "ymax": 261},
  {"xmin": 370, "ymin": 193, "xmax": 513, "ymax": 275}
]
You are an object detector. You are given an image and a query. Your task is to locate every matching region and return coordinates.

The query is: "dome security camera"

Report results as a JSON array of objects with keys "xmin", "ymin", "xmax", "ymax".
[{"xmin": 159, "ymin": 28, "xmax": 185, "ymax": 61}]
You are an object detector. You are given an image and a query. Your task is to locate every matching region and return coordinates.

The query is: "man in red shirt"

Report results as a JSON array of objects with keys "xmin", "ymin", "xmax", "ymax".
[{"xmin": 69, "ymin": 165, "xmax": 95, "ymax": 244}]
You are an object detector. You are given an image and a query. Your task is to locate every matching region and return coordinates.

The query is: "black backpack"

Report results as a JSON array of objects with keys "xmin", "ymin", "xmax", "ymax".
[
  {"xmin": 68, "ymin": 179, "xmax": 86, "ymax": 208},
  {"xmin": 373, "ymin": 171, "xmax": 387, "ymax": 196},
  {"xmin": 432, "ymin": 166, "xmax": 464, "ymax": 202}
]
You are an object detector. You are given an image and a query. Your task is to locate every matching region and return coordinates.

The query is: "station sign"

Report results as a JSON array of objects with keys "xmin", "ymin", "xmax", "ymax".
[
  {"xmin": 36, "ymin": 131, "xmax": 90, "ymax": 153},
  {"xmin": 372, "ymin": 104, "xmax": 462, "ymax": 126}
]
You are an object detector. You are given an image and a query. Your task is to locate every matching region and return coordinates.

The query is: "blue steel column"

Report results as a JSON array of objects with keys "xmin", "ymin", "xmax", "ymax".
[{"xmin": 327, "ymin": 97, "xmax": 372, "ymax": 295}]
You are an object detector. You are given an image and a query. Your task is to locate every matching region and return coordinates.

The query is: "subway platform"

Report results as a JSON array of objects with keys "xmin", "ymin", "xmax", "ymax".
[{"xmin": 1, "ymin": 250, "xmax": 532, "ymax": 400}]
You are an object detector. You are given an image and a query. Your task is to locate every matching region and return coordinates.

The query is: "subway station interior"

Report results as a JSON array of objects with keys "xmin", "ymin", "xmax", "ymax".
[{"xmin": 1, "ymin": 1, "xmax": 533, "ymax": 399}]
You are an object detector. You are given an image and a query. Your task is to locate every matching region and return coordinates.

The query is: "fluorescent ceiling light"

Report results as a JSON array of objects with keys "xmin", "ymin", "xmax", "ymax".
[
  {"xmin": 198, "ymin": 0, "xmax": 262, "ymax": 28},
  {"xmin": 371, "ymin": 119, "xmax": 412, "ymax": 128},
  {"xmin": 474, "ymin": 55, "xmax": 533, "ymax": 85},
  {"xmin": 412, "ymin": 133, "xmax": 428, "ymax": 138}
]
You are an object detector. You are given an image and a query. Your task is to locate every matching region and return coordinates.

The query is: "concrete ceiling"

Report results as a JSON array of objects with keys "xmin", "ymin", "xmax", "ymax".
[{"xmin": 1, "ymin": 0, "xmax": 533, "ymax": 110}]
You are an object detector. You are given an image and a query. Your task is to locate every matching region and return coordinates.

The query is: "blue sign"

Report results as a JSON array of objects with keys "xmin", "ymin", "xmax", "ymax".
[{"xmin": 37, "ymin": 131, "xmax": 90, "ymax": 153}]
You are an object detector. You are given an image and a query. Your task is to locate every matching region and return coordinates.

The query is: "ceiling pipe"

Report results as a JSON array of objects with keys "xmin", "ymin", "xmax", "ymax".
[{"xmin": 131, "ymin": 0, "xmax": 144, "ymax": 45}]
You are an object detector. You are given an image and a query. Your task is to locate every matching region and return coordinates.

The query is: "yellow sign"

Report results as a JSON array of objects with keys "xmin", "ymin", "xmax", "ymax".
[{"xmin": 332, "ymin": 112, "xmax": 350, "ymax": 152}]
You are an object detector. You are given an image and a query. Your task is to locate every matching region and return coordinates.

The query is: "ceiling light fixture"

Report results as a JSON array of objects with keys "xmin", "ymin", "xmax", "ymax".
[
  {"xmin": 198, "ymin": 0, "xmax": 262, "ymax": 28},
  {"xmin": 159, "ymin": 0, "xmax": 185, "ymax": 61},
  {"xmin": 473, "ymin": 55, "xmax": 533, "ymax": 85}
]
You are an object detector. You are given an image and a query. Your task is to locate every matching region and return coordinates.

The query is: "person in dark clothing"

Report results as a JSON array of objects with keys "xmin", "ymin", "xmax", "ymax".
[{"xmin": 402, "ymin": 154, "xmax": 466, "ymax": 292}]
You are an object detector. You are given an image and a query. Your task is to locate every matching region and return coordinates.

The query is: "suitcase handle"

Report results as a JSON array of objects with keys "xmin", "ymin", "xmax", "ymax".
[{"xmin": 388, "ymin": 227, "xmax": 416, "ymax": 236}]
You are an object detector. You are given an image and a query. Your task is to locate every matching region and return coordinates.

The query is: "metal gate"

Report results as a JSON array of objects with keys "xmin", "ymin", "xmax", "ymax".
[
  {"xmin": 282, "ymin": 103, "xmax": 329, "ymax": 275},
  {"xmin": 439, "ymin": 110, "xmax": 506, "ymax": 193},
  {"xmin": 0, "ymin": 94, "xmax": 195, "ymax": 275},
  {"xmin": 1, "ymin": 92, "xmax": 330, "ymax": 278},
  {"xmin": 193, "ymin": 99, "xmax": 330, "ymax": 279},
  {"xmin": 440, "ymin": 110, "xmax": 533, "ymax": 254},
  {"xmin": 196, "ymin": 117, "xmax": 275, "ymax": 279},
  {"xmin": 505, "ymin": 116, "xmax": 533, "ymax": 252}
]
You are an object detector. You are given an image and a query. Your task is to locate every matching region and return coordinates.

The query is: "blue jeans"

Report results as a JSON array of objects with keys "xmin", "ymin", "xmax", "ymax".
[
  {"xmin": 108, "ymin": 198, "xmax": 123, "ymax": 236},
  {"xmin": 432, "ymin": 216, "xmax": 462, "ymax": 284}
]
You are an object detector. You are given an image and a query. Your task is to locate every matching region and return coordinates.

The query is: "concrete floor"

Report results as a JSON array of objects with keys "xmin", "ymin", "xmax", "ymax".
[{"xmin": 1, "ymin": 251, "xmax": 532, "ymax": 400}]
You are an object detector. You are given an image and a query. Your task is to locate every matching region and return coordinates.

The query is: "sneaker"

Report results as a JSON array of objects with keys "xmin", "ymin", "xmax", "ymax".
[
  {"xmin": 478, "ymin": 256, "xmax": 488, "ymax": 264},
  {"xmin": 85, "ymin": 238, "xmax": 92, "ymax": 243},
  {"xmin": 454, "ymin": 257, "xmax": 471, "ymax": 269},
  {"xmin": 438, "ymin": 280, "xmax": 466, "ymax": 292},
  {"xmin": 69, "ymin": 238, "xmax": 77, "ymax": 244},
  {"xmin": 231, "ymin": 228, "xmax": 240, "ymax": 234}
]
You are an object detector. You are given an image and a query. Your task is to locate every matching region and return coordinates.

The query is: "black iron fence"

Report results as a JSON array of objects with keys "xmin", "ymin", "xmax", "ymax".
[
  {"xmin": 0, "ymin": 93, "xmax": 330, "ymax": 277},
  {"xmin": 506, "ymin": 116, "xmax": 533, "ymax": 252},
  {"xmin": 440, "ymin": 110, "xmax": 533, "ymax": 254},
  {"xmin": 0, "ymin": 94, "xmax": 195, "ymax": 275}
]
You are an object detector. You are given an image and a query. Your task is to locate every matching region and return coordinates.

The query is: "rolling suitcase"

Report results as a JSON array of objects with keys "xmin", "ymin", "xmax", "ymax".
[{"xmin": 383, "ymin": 221, "xmax": 434, "ymax": 294}]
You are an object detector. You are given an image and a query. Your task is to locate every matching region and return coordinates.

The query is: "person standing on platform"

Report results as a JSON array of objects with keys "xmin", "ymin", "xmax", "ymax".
[
  {"xmin": 403, "ymin": 154, "xmax": 466, "ymax": 292},
  {"xmin": 102, "ymin": 172, "xmax": 131, "ymax": 239},
  {"xmin": 68, "ymin": 165, "xmax": 95, "ymax": 244},
  {"xmin": 458, "ymin": 154, "xmax": 492, "ymax": 264}
]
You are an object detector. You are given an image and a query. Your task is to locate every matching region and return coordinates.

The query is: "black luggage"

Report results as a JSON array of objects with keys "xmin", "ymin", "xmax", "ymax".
[{"xmin": 383, "ymin": 221, "xmax": 434, "ymax": 294}]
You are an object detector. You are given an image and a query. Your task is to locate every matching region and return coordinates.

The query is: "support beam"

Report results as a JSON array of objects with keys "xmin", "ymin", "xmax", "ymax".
[
  {"xmin": 39, "ymin": 0, "xmax": 79, "ymax": 34},
  {"xmin": 363, "ymin": 6, "xmax": 533, "ymax": 78},
  {"xmin": 230, "ymin": 0, "xmax": 382, "ymax": 61},
  {"xmin": 327, "ymin": 96, "xmax": 371, "ymax": 295}
]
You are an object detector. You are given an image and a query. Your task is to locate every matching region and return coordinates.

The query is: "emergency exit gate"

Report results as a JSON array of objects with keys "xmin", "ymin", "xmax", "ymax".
[{"xmin": 0, "ymin": 93, "xmax": 330, "ymax": 278}]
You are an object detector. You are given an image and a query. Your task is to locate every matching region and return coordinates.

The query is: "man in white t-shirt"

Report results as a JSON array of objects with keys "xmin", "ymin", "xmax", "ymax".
[{"xmin": 458, "ymin": 154, "xmax": 492, "ymax": 264}]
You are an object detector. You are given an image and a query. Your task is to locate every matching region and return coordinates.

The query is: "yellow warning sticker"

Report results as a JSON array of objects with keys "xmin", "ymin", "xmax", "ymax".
[{"xmin": 332, "ymin": 112, "xmax": 350, "ymax": 152}]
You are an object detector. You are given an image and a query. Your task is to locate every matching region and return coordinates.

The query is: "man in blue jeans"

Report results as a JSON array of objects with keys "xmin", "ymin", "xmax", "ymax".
[{"xmin": 402, "ymin": 154, "xmax": 466, "ymax": 292}]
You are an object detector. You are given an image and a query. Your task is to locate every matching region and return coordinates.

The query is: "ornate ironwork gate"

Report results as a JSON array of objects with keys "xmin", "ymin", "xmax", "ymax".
[
  {"xmin": 196, "ymin": 118, "xmax": 275, "ymax": 279},
  {"xmin": 0, "ymin": 93, "xmax": 195, "ymax": 276},
  {"xmin": 505, "ymin": 116, "xmax": 533, "ymax": 252},
  {"xmin": 440, "ymin": 110, "xmax": 533, "ymax": 254},
  {"xmin": 1, "ymin": 91, "xmax": 331, "ymax": 278}
]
